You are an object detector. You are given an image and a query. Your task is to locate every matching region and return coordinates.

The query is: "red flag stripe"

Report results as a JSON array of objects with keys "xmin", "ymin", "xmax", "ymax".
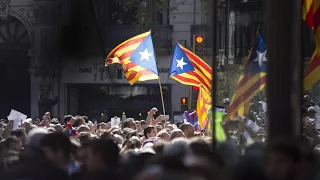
[
  {"xmin": 119, "ymin": 50, "xmax": 135, "ymax": 61},
  {"xmin": 188, "ymin": 72, "xmax": 211, "ymax": 90},
  {"xmin": 127, "ymin": 71, "xmax": 139, "ymax": 80},
  {"xmin": 228, "ymin": 76, "xmax": 267, "ymax": 111},
  {"xmin": 234, "ymin": 74, "xmax": 255, "ymax": 90},
  {"xmin": 108, "ymin": 37, "xmax": 147, "ymax": 58},
  {"xmin": 306, "ymin": 1, "xmax": 314, "ymax": 28},
  {"xmin": 173, "ymin": 75, "xmax": 203, "ymax": 86},
  {"xmin": 182, "ymin": 48, "xmax": 212, "ymax": 74},
  {"xmin": 314, "ymin": 7, "xmax": 320, "ymax": 29}
]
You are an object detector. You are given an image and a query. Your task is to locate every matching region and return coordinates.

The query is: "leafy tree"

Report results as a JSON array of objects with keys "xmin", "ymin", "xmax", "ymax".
[{"xmin": 216, "ymin": 64, "xmax": 242, "ymax": 104}]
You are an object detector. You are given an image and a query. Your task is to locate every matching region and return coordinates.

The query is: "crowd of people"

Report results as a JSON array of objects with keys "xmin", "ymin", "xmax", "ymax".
[{"xmin": 0, "ymin": 96, "xmax": 319, "ymax": 180}]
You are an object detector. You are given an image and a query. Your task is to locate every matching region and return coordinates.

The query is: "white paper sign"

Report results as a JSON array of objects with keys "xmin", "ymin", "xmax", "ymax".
[
  {"xmin": 313, "ymin": 105, "xmax": 320, "ymax": 129},
  {"xmin": 8, "ymin": 109, "xmax": 27, "ymax": 129},
  {"xmin": 111, "ymin": 116, "xmax": 121, "ymax": 127}
]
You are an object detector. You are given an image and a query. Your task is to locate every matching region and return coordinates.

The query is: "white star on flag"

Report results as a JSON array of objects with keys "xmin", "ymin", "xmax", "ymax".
[
  {"xmin": 253, "ymin": 50, "xmax": 267, "ymax": 67},
  {"xmin": 176, "ymin": 57, "xmax": 187, "ymax": 70},
  {"xmin": 139, "ymin": 48, "xmax": 153, "ymax": 61}
]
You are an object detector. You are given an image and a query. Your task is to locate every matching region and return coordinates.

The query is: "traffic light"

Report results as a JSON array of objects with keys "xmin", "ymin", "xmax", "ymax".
[
  {"xmin": 193, "ymin": 35, "xmax": 204, "ymax": 54},
  {"xmin": 192, "ymin": 86, "xmax": 199, "ymax": 91},
  {"xmin": 181, "ymin": 97, "xmax": 188, "ymax": 112}
]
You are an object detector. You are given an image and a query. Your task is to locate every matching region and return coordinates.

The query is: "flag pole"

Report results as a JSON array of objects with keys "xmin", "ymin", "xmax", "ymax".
[
  {"xmin": 150, "ymin": 29, "xmax": 166, "ymax": 115},
  {"xmin": 158, "ymin": 78, "xmax": 166, "ymax": 115}
]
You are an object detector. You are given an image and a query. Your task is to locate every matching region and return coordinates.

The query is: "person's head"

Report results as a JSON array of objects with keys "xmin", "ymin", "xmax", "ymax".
[
  {"xmin": 64, "ymin": 115, "xmax": 73, "ymax": 125},
  {"xmin": 265, "ymin": 139, "xmax": 302, "ymax": 180},
  {"xmin": 156, "ymin": 129, "xmax": 171, "ymax": 141},
  {"xmin": 99, "ymin": 122, "xmax": 111, "ymax": 130},
  {"xmin": 40, "ymin": 132, "xmax": 72, "ymax": 169},
  {"xmin": 78, "ymin": 132, "xmax": 91, "ymax": 144},
  {"xmin": 80, "ymin": 139, "xmax": 119, "ymax": 172},
  {"xmin": 113, "ymin": 134, "xmax": 124, "ymax": 146},
  {"xmin": 26, "ymin": 128, "xmax": 49, "ymax": 148},
  {"xmin": 0, "ymin": 136, "xmax": 22, "ymax": 152},
  {"xmin": 73, "ymin": 116, "xmax": 85, "ymax": 127},
  {"xmin": 303, "ymin": 95, "xmax": 312, "ymax": 107},
  {"xmin": 223, "ymin": 98, "xmax": 230, "ymax": 110},
  {"xmin": 167, "ymin": 124, "xmax": 175, "ymax": 131},
  {"xmin": 78, "ymin": 125, "xmax": 90, "ymax": 133},
  {"xmin": 135, "ymin": 121, "xmax": 142, "ymax": 132},
  {"xmin": 155, "ymin": 124, "xmax": 162, "ymax": 132},
  {"xmin": 11, "ymin": 128, "xmax": 26, "ymax": 145},
  {"xmin": 100, "ymin": 130, "xmax": 114, "ymax": 141},
  {"xmin": 153, "ymin": 139, "xmax": 169, "ymax": 154},
  {"xmin": 140, "ymin": 120, "xmax": 146, "ymax": 129},
  {"xmin": 124, "ymin": 118, "xmax": 136, "ymax": 130},
  {"xmin": 164, "ymin": 122, "xmax": 171, "ymax": 128},
  {"xmin": 307, "ymin": 107, "xmax": 316, "ymax": 119},
  {"xmin": 180, "ymin": 123, "xmax": 194, "ymax": 138},
  {"xmin": 171, "ymin": 129, "xmax": 185, "ymax": 139},
  {"xmin": 129, "ymin": 136, "xmax": 142, "ymax": 149},
  {"xmin": 144, "ymin": 125, "xmax": 157, "ymax": 139},
  {"xmin": 112, "ymin": 128, "xmax": 121, "ymax": 135},
  {"xmin": 53, "ymin": 124, "xmax": 63, "ymax": 132}
]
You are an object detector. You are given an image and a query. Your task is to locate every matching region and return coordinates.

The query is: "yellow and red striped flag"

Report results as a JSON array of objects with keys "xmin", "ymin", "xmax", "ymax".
[
  {"xmin": 169, "ymin": 43, "xmax": 212, "ymax": 92},
  {"xmin": 196, "ymin": 86, "xmax": 212, "ymax": 129},
  {"xmin": 228, "ymin": 32, "xmax": 267, "ymax": 120},
  {"xmin": 106, "ymin": 31, "xmax": 159, "ymax": 85},
  {"xmin": 303, "ymin": 0, "xmax": 314, "ymax": 29},
  {"xmin": 304, "ymin": 0, "xmax": 320, "ymax": 90}
]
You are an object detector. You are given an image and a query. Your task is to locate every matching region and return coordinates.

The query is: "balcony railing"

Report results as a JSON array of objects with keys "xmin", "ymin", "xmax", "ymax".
[{"xmin": 105, "ymin": 25, "xmax": 173, "ymax": 50}]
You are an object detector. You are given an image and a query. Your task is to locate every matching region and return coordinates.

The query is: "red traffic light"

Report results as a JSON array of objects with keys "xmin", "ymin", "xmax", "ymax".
[
  {"xmin": 192, "ymin": 86, "xmax": 199, "ymax": 91},
  {"xmin": 181, "ymin": 97, "xmax": 188, "ymax": 104}
]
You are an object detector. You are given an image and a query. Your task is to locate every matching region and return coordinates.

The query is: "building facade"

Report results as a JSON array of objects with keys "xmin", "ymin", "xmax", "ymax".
[
  {"xmin": 1, "ymin": 0, "xmax": 213, "ymax": 121},
  {"xmin": 1, "ymin": 0, "xmax": 316, "ymax": 121}
]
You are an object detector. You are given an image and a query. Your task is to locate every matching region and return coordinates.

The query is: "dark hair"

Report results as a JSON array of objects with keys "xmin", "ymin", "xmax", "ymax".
[
  {"xmin": 140, "ymin": 120, "xmax": 146, "ymax": 125},
  {"xmin": 144, "ymin": 125, "xmax": 155, "ymax": 138},
  {"xmin": 100, "ymin": 130, "xmax": 114, "ymax": 140},
  {"xmin": 267, "ymin": 139, "xmax": 302, "ymax": 163},
  {"xmin": 82, "ymin": 139, "xmax": 119, "ymax": 167},
  {"xmin": 78, "ymin": 132, "xmax": 91, "ymax": 143},
  {"xmin": 40, "ymin": 132, "xmax": 72, "ymax": 157},
  {"xmin": 0, "ymin": 136, "xmax": 19, "ymax": 150},
  {"xmin": 11, "ymin": 128, "xmax": 25, "ymax": 138},
  {"xmin": 180, "ymin": 123, "xmax": 192, "ymax": 132},
  {"xmin": 123, "ymin": 118, "xmax": 134, "ymax": 128},
  {"xmin": 64, "ymin": 115, "xmax": 73, "ymax": 124},
  {"xmin": 73, "ymin": 116, "xmax": 84, "ymax": 127}
]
